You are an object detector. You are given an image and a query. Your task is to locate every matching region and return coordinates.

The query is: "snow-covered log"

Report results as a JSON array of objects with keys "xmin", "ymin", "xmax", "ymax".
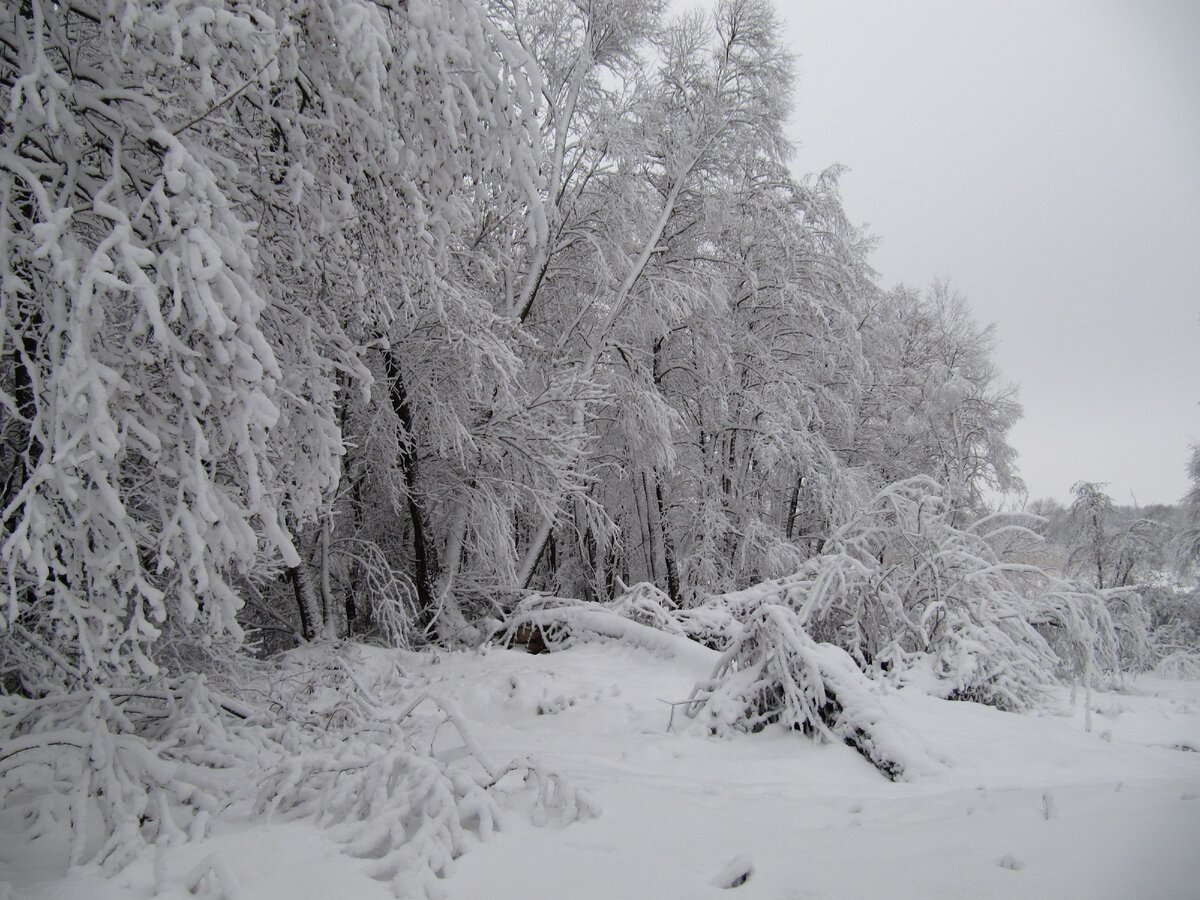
[{"xmin": 499, "ymin": 592, "xmax": 715, "ymax": 672}]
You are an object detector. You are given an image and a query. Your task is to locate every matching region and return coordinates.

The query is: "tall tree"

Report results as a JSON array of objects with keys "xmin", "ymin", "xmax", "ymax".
[
  {"xmin": 1175, "ymin": 445, "xmax": 1200, "ymax": 576},
  {"xmin": 853, "ymin": 282, "xmax": 1022, "ymax": 513},
  {"xmin": 0, "ymin": 0, "xmax": 550, "ymax": 674}
]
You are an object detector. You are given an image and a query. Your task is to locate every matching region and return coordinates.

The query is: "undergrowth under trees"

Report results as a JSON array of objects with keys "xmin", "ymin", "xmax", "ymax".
[{"xmin": 503, "ymin": 478, "xmax": 1158, "ymax": 779}]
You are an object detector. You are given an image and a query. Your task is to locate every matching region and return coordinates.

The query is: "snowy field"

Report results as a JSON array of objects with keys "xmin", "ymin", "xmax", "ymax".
[{"xmin": 3, "ymin": 638, "xmax": 1199, "ymax": 900}]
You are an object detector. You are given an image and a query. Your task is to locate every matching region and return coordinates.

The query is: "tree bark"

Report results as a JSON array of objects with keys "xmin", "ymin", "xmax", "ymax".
[
  {"xmin": 289, "ymin": 562, "xmax": 322, "ymax": 641},
  {"xmin": 518, "ymin": 514, "xmax": 554, "ymax": 589},
  {"xmin": 318, "ymin": 516, "xmax": 346, "ymax": 638}
]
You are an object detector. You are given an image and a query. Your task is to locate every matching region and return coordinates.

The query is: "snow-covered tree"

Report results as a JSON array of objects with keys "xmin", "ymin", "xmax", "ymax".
[
  {"xmin": 1, "ymin": 0, "xmax": 314, "ymax": 680},
  {"xmin": 1174, "ymin": 445, "xmax": 1200, "ymax": 576},
  {"xmin": 0, "ymin": 0, "xmax": 556, "ymax": 674},
  {"xmin": 853, "ymin": 283, "xmax": 1022, "ymax": 513}
]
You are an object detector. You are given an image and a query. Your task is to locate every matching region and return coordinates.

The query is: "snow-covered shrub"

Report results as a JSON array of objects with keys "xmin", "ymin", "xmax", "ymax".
[
  {"xmin": 0, "ymin": 646, "xmax": 593, "ymax": 895},
  {"xmin": 258, "ymin": 738, "xmax": 499, "ymax": 897},
  {"xmin": 252, "ymin": 647, "xmax": 595, "ymax": 897},
  {"xmin": 702, "ymin": 478, "xmax": 1062, "ymax": 709},
  {"xmin": 0, "ymin": 675, "xmax": 266, "ymax": 871},
  {"xmin": 327, "ymin": 539, "xmax": 422, "ymax": 649},
  {"xmin": 694, "ymin": 478, "xmax": 1137, "ymax": 710},
  {"xmin": 1144, "ymin": 586, "xmax": 1200, "ymax": 652},
  {"xmin": 1102, "ymin": 587, "xmax": 1153, "ymax": 671},
  {"xmin": 609, "ymin": 581, "xmax": 743, "ymax": 649},
  {"xmin": 1022, "ymin": 580, "xmax": 1120, "ymax": 686},
  {"xmin": 1139, "ymin": 585, "xmax": 1200, "ymax": 678},
  {"xmin": 683, "ymin": 604, "xmax": 938, "ymax": 779},
  {"xmin": 674, "ymin": 600, "xmax": 744, "ymax": 650},
  {"xmin": 1154, "ymin": 649, "xmax": 1200, "ymax": 679}
]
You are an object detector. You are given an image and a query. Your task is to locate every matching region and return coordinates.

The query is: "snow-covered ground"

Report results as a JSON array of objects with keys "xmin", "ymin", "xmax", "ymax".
[{"xmin": 4, "ymin": 639, "xmax": 1200, "ymax": 899}]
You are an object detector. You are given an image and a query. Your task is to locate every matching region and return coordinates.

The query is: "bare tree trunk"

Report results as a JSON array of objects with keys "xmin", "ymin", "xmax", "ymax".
[
  {"xmin": 647, "ymin": 338, "xmax": 678, "ymax": 601},
  {"xmin": 518, "ymin": 514, "xmax": 554, "ymax": 589},
  {"xmin": 318, "ymin": 517, "xmax": 346, "ymax": 638},
  {"xmin": 603, "ymin": 530, "xmax": 619, "ymax": 599},
  {"xmin": 785, "ymin": 475, "xmax": 802, "ymax": 540},
  {"xmin": 385, "ymin": 351, "xmax": 439, "ymax": 635},
  {"xmin": 2, "ymin": 300, "xmax": 40, "ymax": 539},
  {"xmin": 645, "ymin": 471, "xmax": 662, "ymax": 586},
  {"xmin": 572, "ymin": 491, "xmax": 596, "ymax": 601},
  {"xmin": 345, "ymin": 462, "xmax": 366, "ymax": 632},
  {"xmin": 633, "ymin": 470, "xmax": 656, "ymax": 584},
  {"xmin": 655, "ymin": 472, "xmax": 681, "ymax": 605}
]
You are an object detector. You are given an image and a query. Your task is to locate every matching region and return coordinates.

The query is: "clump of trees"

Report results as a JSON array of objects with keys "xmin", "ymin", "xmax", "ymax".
[
  {"xmin": 1, "ymin": 0, "xmax": 1029, "ymax": 688},
  {"xmin": 1026, "ymin": 478, "xmax": 1200, "ymax": 676}
]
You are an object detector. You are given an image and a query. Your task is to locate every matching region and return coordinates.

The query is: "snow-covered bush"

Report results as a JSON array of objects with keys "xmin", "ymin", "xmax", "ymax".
[
  {"xmin": 1102, "ymin": 587, "xmax": 1153, "ymax": 672},
  {"xmin": 682, "ymin": 604, "xmax": 938, "ymax": 779},
  {"xmin": 608, "ymin": 581, "xmax": 745, "ymax": 649},
  {"xmin": 1021, "ymin": 580, "xmax": 1120, "ymax": 687},
  {"xmin": 674, "ymin": 600, "xmax": 744, "ymax": 650},
  {"xmin": 700, "ymin": 479, "xmax": 1062, "ymax": 708},
  {"xmin": 688, "ymin": 478, "xmax": 1138, "ymax": 711},
  {"xmin": 0, "ymin": 676, "xmax": 267, "ymax": 871},
  {"xmin": 1139, "ymin": 585, "xmax": 1200, "ymax": 678},
  {"xmin": 0, "ymin": 647, "xmax": 593, "ymax": 895},
  {"xmin": 608, "ymin": 582, "xmax": 688, "ymax": 635}
]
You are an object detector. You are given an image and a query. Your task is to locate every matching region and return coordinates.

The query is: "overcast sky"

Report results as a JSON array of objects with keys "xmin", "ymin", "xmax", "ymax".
[{"xmin": 778, "ymin": 0, "xmax": 1200, "ymax": 506}]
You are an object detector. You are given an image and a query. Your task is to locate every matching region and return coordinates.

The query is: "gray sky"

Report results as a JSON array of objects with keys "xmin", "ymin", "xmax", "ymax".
[{"xmin": 779, "ymin": 0, "xmax": 1200, "ymax": 506}]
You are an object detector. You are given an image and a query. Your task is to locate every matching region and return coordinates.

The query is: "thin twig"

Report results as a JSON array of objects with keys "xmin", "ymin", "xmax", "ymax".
[
  {"xmin": 12, "ymin": 622, "xmax": 83, "ymax": 681},
  {"xmin": 171, "ymin": 58, "xmax": 274, "ymax": 137}
]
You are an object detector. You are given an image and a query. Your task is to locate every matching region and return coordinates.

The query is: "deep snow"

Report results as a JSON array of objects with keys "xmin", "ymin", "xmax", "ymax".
[{"xmin": 3, "ymin": 638, "xmax": 1199, "ymax": 899}]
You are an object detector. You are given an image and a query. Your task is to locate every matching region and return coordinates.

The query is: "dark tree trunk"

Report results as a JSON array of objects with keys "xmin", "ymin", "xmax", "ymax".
[
  {"xmin": 785, "ymin": 475, "xmax": 802, "ymax": 540},
  {"xmin": 573, "ymin": 493, "xmax": 597, "ymax": 602},
  {"xmin": 636, "ymin": 470, "xmax": 657, "ymax": 585},
  {"xmin": 385, "ymin": 351, "xmax": 439, "ymax": 633},
  {"xmin": 648, "ymin": 337, "xmax": 679, "ymax": 602},
  {"xmin": 2, "ymin": 189, "xmax": 40, "ymax": 533},
  {"xmin": 655, "ymin": 472, "xmax": 681, "ymax": 606}
]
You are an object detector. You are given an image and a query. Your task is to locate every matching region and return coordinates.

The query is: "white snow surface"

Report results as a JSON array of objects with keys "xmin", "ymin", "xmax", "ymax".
[{"xmin": 3, "ymin": 639, "xmax": 1200, "ymax": 899}]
